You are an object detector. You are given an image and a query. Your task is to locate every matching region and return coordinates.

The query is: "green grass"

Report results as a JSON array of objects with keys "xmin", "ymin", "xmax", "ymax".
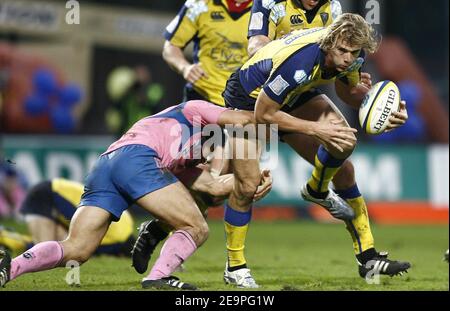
[{"xmin": 2, "ymin": 221, "xmax": 448, "ymax": 291}]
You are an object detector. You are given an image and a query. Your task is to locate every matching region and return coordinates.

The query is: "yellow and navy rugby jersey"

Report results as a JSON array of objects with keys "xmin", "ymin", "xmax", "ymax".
[
  {"xmin": 164, "ymin": 0, "xmax": 252, "ymax": 106},
  {"xmin": 51, "ymin": 178, "xmax": 134, "ymax": 244},
  {"xmin": 238, "ymin": 27, "xmax": 364, "ymax": 109},
  {"xmin": 248, "ymin": 0, "xmax": 341, "ymax": 39}
]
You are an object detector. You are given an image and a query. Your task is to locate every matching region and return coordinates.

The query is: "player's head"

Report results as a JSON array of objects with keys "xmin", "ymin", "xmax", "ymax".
[
  {"xmin": 319, "ymin": 13, "xmax": 379, "ymax": 72},
  {"xmin": 300, "ymin": 0, "xmax": 320, "ymax": 10}
]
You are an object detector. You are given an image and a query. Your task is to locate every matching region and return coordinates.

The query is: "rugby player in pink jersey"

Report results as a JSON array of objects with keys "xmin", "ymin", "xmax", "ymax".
[{"xmin": 0, "ymin": 100, "xmax": 271, "ymax": 290}]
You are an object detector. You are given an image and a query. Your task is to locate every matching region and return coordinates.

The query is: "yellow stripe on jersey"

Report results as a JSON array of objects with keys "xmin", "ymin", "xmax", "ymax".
[
  {"xmin": 238, "ymin": 27, "xmax": 364, "ymax": 109},
  {"xmin": 52, "ymin": 178, "xmax": 84, "ymax": 206},
  {"xmin": 248, "ymin": 0, "xmax": 342, "ymax": 39},
  {"xmin": 101, "ymin": 210, "xmax": 134, "ymax": 245},
  {"xmin": 164, "ymin": 0, "xmax": 252, "ymax": 106}
]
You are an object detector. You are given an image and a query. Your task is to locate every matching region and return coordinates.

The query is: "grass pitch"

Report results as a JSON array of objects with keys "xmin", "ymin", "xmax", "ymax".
[{"xmin": 2, "ymin": 221, "xmax": 448, "ymax": 291}]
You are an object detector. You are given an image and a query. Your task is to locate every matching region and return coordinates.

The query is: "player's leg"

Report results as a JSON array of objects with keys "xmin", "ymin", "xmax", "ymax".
[
  {"xmin": 137, "ymin": 181, "xmax": 207, "ymax": 290},
  {"xmin": 284, "ymin": 93, "xmax": 410, "ymax": 277},
  {"xmin": 131, "ymin": 167, "xmax": 214, "ymax": 274},
  {"xmin": 283, "ymin": 93, "xmax": 355, "ymax": 220},
  {"xmin": 1, "ymin": 180, "xmax": 62, "ymax": 253},
  {"xmin": 0, "ymin": 226, "xmax": 33, "ymax": 254},
  {"xmin": 0, "ymin": 205, "xmax": 111, "ymax": 286},
  {"xmin": 223, "ymin": 130, "xmax": 261, "ymax": 288},
  {"xmin": 24, "ymin": 215, "xmax": 65, "ymax": 243},
  {"xmin": 95, "ymin": 210, "xmax": 135, "ymax": 257}
]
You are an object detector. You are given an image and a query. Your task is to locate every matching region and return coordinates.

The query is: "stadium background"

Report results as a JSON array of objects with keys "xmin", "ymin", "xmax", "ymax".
[{"xmin": 0, "ymin": 0, "xmax": 448, "ymax": 291}]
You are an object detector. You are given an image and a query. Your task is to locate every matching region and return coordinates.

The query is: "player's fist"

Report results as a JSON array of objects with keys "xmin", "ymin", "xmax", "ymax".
[{"xmin": 182, "ymin": 63, "xmax": 208, "ymax": 84}]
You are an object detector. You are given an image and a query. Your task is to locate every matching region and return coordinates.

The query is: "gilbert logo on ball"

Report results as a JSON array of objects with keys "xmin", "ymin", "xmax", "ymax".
[{"xmin": 359, "ymin": 80, "xmax": 401, "ymax": 135}]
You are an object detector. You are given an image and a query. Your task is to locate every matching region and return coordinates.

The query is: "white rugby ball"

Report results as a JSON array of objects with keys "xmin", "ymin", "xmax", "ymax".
[{"xmin": 359, "ymin": 80, "xmax": 401, "ymax": 135}]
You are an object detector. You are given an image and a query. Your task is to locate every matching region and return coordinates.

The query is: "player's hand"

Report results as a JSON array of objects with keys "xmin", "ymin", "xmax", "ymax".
[
  {"xmin": 182, "ymin": 63, "xmax": 208, "ymax": 84},
  {"xmin": 313, "ymin": 119, "xmax": 357, "ymax": 153},
  {"xmin": 350, "ymin": 72, "xmax": 372, "ymax": 97},
  {"xmin": 385, "ymin": 100, "xmax": 408, "ymax": 132},
  {"xmin": 253, "ymin": 169, "xmax": 272, "ymax": 202}
]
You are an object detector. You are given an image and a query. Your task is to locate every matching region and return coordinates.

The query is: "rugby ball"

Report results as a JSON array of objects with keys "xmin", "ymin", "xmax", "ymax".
[{"xmin": 359, "ymin": 80, "xmax": 401, "ymax": 135}]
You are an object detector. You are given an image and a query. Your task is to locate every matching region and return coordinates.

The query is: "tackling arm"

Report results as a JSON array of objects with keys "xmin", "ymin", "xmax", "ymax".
[{"xmin": 255, "ymin": 90, "xmax": 357, "ymax": 153}]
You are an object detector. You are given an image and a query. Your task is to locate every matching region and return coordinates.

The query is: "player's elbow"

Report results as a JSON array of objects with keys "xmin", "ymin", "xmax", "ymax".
[
  {"xmin": 162, "ymin": 41, "xmax": 175, "ymax": 63},
  {"xmin": 161, "ymin": 42, "xmax": 170, "ymax": 62}
]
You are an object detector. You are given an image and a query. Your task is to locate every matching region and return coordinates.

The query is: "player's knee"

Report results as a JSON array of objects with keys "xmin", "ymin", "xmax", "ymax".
[
  {"xmin": 197, "ymin": 221, "xmax": 209, "ymax": 245},
  {"xmin": 187, "ymin": 221, "xmax": 209, "ymax": 246}
]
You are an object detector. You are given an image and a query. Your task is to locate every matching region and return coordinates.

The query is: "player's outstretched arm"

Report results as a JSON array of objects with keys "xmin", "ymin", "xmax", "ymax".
[
  {"xmin": 255, "ymin": 90, "xmax": 357, "ymax": 152},
  {"xmin": 190, "ymin": 170, "xmax": 234, "ymax": 198},
  {"xmin": 190, "ymin": 167, "xmax": 272, "ymax": 202},
  {"xmin": 217, "ymin": 110, "xmax": 254, "ymax": 128}
]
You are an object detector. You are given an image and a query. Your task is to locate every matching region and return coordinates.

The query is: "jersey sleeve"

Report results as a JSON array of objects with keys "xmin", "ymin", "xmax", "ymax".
[
  {"xmin": 184, "ymin": 100, "xmax": 229, "ymax": 126},
  {"xmin": 263, "ymin": 44, "xmax": 319, "ymax": 104},
  {"xmin": 164, "ymin": 0, "xmax": 206, "ymax": 48},
  {"xmin": 248, "ymin": 0, "xmax": 273, "ymax": 38}
]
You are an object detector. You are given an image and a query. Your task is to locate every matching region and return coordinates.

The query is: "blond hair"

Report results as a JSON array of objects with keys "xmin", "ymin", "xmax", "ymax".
[{"xmin": 319, "ymin": 13, "xmax": 380, "ymax": 54}]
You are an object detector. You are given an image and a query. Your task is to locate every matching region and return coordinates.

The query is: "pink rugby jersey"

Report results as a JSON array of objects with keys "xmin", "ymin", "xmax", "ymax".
[{"xmin": 104, "ymin": 100, "xmax": 228, "ymax": 173}]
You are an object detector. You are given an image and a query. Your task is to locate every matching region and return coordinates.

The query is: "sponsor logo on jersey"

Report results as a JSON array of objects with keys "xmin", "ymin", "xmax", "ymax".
[
  {"xmin": 290, "ymin": 14, "xmax": 303, "ymax": 25},
  {"xmin": 23, "ymin": 252, "xmax": 35, "ymax": 260},
  {"xmin": 268, "ymin": 75, "xmax": 290, "ymax": 96},
  {"xmin": 211, "ymin": 11, "xmax": 225, "ymax": 20},
  {"xmin": 294, "ymin": 70, "xmax": 307, "ymax": 85},
  {"xmin": 320, "ymin": 12, "xmax": 329, "ymax": 25}
]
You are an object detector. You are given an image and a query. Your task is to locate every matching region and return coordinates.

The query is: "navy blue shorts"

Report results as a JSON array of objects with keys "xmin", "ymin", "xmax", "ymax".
[{"xmin": 80, "ymin": 144, "xmax": 179, "ymax": 221}]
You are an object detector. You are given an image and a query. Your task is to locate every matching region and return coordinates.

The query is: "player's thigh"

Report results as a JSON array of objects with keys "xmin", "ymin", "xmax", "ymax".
[
  {"xmin": 288, "ymin": 94, "xmax": 336, "ymax": 121},
  {"xmin": 62, "ymin": 206, "xmax": 112, "ymax": 261}
]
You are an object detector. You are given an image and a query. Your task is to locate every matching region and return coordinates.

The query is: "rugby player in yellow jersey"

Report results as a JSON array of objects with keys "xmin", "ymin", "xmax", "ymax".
[
  {"xmin": 244, "ymin": 0, "xmax": 412, "ymax": 282},
  {"xmin": 162, "ymin": 0, "xmax": 253, "ymax": 178},
  {"xmin": 221, "ymin": 13, "xmax": 411, "ymax": 286},
  {"xmin": 220, "ymin": 0, "xmax": 346, "ymax": 287},
  {"xmin": 0, "ymin": 178, "xmax": 135, "ymax": 256},
  {"xmin": 247, "ymin": 0, "xmax": 342, "ymax": 56},
  {"xmin": 162, "ymin": 0, "xmax": 252, "ymax": 107}
]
